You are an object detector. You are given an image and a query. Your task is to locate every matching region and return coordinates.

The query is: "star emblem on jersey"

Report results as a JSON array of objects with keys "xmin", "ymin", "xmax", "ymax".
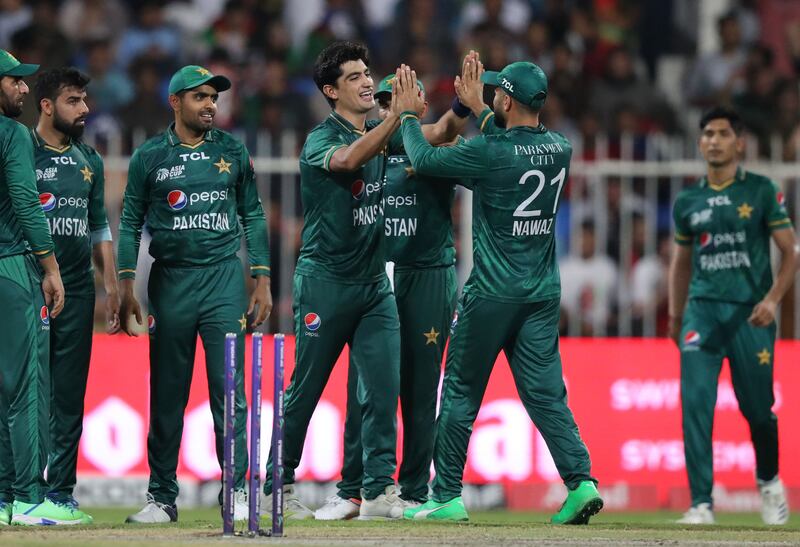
[
  {"xmin": 196, "ymin": 67, "xmax": 211, "ymax": 76},
  {"xmin": 214, "ymin": 157, "xmax": 232, "ymax": 174},
  {"xmin": 239, "ymin": 314, "xmax": 247, "ymax": 331},
  {"xmin": 80, "ymin": 165, "xmax": 93, "ymax": 183},
  {"xmin": 423, "ymin": 327, "xmax": 440, "ymax": 345},
  {"xmin": 757, "ymin": 348, "xmax": 771, "ymax": 365},
  {"xmin": 738, "ymin": 202, "xmax": 753, "ymax": 219}
]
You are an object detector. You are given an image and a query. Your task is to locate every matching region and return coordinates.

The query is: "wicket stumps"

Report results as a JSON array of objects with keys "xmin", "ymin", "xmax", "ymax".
[{"xmin": 222, "ymin": 332, "xmax": 285, "ymax": 538}]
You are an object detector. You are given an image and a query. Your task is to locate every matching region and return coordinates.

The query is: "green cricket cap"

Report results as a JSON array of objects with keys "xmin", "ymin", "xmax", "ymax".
[
  {"xmin": 168, "ymin": 65, "xmax": 231, "ymax": 95},
  {"xmin": 0, "ymin": 49, "xmax": 39, "ymax": 77},
  {"xmin": 480, "ymin": 61, "xmax": 547, "ymax": 108},
  {"xmin": 374, "ymin": 74, "xmax": 425, "ymax": 98}
]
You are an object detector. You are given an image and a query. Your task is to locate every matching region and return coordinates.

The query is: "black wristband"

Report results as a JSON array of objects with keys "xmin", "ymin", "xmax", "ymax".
[{"xmin": 451, "ymin": 96, "xmax": 471, "ymax": 118}]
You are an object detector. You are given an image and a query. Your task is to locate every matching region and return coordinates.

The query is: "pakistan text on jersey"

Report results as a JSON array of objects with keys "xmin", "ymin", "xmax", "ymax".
[
  {"xmin": 385, "ymin": 217, "xmax": 417, "ymax": 236},
  {"xmin": 353, "ymin": 203, "xmax": 383, "ymax": 226},
  {"xmin": 512, "ymin": 217, "xmax": 553, "ymax": 237},
  {"xmin": 172, "ymin": 213, "xmax": 231, "ymax": 231},
  {"xmin": 47, "ymin": 217, "xmax": 87, "ymax": 237},
  {"xmin": 699, "ymin": 251, "xmax": 751, "ymax": 272}
]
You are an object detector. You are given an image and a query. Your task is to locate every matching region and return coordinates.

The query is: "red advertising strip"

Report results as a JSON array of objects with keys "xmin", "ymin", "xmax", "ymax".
[{"xmin": 79, "ymin": 336, "xmax": 800, "ymax": 508}]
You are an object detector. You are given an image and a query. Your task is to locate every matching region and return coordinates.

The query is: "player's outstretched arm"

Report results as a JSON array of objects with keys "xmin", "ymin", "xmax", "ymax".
[
  {"xmin": 749, "ymin": 227, "xmax": 798, "ymax": 327},
  {"xmin": 328, "ymin": 113, "xmax": 400, "ymax": 172},
  {"xmin": 667, "ymin": 243, "xmax": 692, "ymax": 344}
]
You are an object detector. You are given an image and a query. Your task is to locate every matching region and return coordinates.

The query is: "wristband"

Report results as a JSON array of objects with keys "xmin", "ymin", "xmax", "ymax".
[{"xmin": 451, "ymin": 96, "xmax": 471, "ymax": 118}]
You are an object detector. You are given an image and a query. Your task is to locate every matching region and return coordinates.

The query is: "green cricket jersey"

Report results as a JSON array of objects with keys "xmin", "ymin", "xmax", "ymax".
[
  {"xmin": 400, "ymin": 113, "xmax": 570, "ymax": 303},
  {"xmin": 0, "ymin": 117, "xmax": 53, "ymax": 260},
  {"xmin": 673, "ymin": 167, "xmax": 792, "ymax": 304},
  {"xmin": 384, "ymin": 154, "xmax": 455, "ymax": 270},
  {"xmin": 295, "ymin": 111, "xmax": 387, "ymax": 283},
  {"xmin": 117, "ymin": 124, "xmax": 270, "ymax": 278},
  {"xmin": 32, "ymin": 130, "xmax": 110, "ymax": 294}
]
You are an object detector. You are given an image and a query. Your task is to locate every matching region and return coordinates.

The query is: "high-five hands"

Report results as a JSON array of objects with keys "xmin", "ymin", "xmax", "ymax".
[
  {"xmin": 455, "ymin": 50, "xmax": 486, "ymax": 114},
  {"xmin": 391, "ymin": 64, "xmax": 425, "ymax": 117}
]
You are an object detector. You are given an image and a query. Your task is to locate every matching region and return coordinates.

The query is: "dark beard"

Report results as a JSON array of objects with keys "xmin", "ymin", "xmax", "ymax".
[
  {"xmin": 182, "ymin": 115, "xmax": 210, "ymax": 135},
  {"xmin": 0, "ymin": 90, "xmax": 22, "ymax": 118},
  {"xmin": 54, "ymin": 112, "xmax": 85, "ymax": 139}
]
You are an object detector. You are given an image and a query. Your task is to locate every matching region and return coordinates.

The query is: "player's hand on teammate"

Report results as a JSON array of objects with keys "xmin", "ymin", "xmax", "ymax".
[
  {"xmin": 248, "ymin": 276, "xmax": 272, "ymax": 328},
  {"xmin": 106, "ymin": 289, "xmax": 121, "ymax": 334},
  {"xmin": 119, "ymin": 279, "xmax": 143, "ymax": 336},
  {"xmin": 454, "ymin": 50, "xmax": 486, "ymax": 115},
  {"xmin": 748, "ymin": 298, "xmax": 777, "ymax": 327},
  {"xmin": 392, "ymin": 64, "xmax": 425, "ymax": 116}
]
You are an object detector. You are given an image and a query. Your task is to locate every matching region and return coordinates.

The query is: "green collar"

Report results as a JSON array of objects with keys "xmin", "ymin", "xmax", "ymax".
[
  {"xmin": 30, "ymin": 128, "xmax": 72, "ymax": 153},
  {"xmin": 329, "ymin": 110, "xmax": 366, "ymax": 135},
  {"xmin": 165, "ymin": 122, "xmax": 215, "ymax": 147},
  {"xmin": 699, "ymin": 166, "xmax": 744, "ymax": 191}
]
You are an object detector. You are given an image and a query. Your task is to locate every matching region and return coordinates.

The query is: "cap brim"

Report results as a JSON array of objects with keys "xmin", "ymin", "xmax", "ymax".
[
  {"xmin": 480, "ymin": 71, "xmax": 501, "ymax": 86},
  {"xmin": 374, "ymin": 89, "xmax": 391, "ymax": 99},
  {"xmin": 3, "ymin": 63, "xmax": 39, "ymax": 77},
  {"xmin": 184, "ymin": 74, "xmax": 231, "ymax": 93}
]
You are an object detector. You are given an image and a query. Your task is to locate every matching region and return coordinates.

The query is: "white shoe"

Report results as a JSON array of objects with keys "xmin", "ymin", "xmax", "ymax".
[
  {"xmin": 233, "ymin": 489, "xmax": 249, "ymax": 521},
  {"xmin": 125, "ymin": 493, "xmax": 178, "ymax": 523},
  {"xmin": 676, "ymin": 502, "xmax": 715, "ymax": 524},
  {"xmin": 358, "ymin": 485, "xmax": 404, "ymax": 520},
  {"xmin": 759, "ymin": 477, "xmax": 789, "ymax": 525},
  {"xmin": 314, "ymin": 495, "xmax": 361, "ymax": 520},
  {"xmin": 263, "ymin": 484, "xmax": 314, "ymax": 520}
]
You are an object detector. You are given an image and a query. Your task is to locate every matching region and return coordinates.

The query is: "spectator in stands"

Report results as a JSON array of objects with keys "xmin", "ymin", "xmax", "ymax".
[
  {"xmin": 10, "ymin": 0, "xmax": 71, "ymax": 70},
  {"xmin": 559, "ymin": 221, "xmax": 619, "ymax": 336},
  {"xmin": 526, "ymin": 19, "xmax": 553, "ymax": 74},
  {"xmin": 630, "ymin": 232, "xmax": 672, "ymax": 337},
  {"xmin": 118, "ymin": 57, "xmax": 170, "ymax": 149},
  {"xmin": 59, "ymin": 0, "xmax": 128, "ymax": 45},
  {"xmin": 85, "ymin": 38, "xmax": 133, "ymax": 115},
  {"xmin": 116, "ymin": 0, "xmax": 181, "ymax": 70},
  {"xmin": 207, "ymin": 0, "xmax": 255, "ymax": 64},
  {"xmin": 0, "ymin": 0, "xmax": 31, "ymax": 49},
  {"xmin": 686, "ymin": 12, "xmax": 747, "ymax": 107}
]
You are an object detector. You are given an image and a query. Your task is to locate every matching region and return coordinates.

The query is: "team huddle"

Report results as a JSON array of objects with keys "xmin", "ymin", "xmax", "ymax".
[{"xmin": 0, "ymin": 37, "xmax": 793, "ymax": 528}]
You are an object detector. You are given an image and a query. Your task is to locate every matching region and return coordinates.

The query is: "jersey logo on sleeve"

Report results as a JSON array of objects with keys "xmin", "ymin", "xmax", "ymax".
[
  {"xmin": 167, "ymin": 190, "xmax": 188, "ymax": 210},
  {"xmin": 39, "ymin": 193, "xmax": 56, "ymax": 212},
  {"xmin": 777, "ymin": 192, "xmax": 785, "ymax": 206}
]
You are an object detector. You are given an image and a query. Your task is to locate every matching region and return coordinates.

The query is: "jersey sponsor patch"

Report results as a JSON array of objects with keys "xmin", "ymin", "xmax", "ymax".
[
  {"xmin": 39, "ymin": 192, "xmax": 56, "ymax": 212},
  {"xmin": 777, "ymin": 192, "xmax": 785, "ymax": 206},
  {"xmin": 304, "ymin": 312, "xmax": 321, "ymax": 332},
  {"xmin": 167, "ymin": 190, "xmax": 188, "ymax": 210},
  {"xmin": 683, "ymin": 330, "xmax": 700, "ymax": 350},
  {"xmin": 40, "ymin": 305, "xmax": 50, "ymax": 326},
  {"xmin": 148, "ymin": 315, "xmax": 156, "ymax": 334},
  {"xmin": 36, "ymin": 167, "xmax": 58, "ymax": 182},
  {"xmin": 351, "ymin": 180, "xmax": 365, "ymax": 200},
  {"xmin": 699, "ymin": 232, "xmax": 712, "ymax": 249}
]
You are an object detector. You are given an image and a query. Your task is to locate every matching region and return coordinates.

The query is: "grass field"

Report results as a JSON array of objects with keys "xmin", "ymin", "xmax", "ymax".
[{"xmin": 2, "ymin": 509, "xmax": 799, "ymax": 546}]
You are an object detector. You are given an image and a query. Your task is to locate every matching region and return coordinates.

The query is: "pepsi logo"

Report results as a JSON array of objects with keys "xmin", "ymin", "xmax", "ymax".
[
  {"xmin": 351, "ymin": 180, "xmax": 365, "ymax": 200},
  {"xmin": 304, "ymin": 312, "xmax": 321, "ymax": 331},
  {"xmin": 148, "ymin": 315, "xmax": 156, "ymax": 334},
  {"xmin": 40, "ymin": 306, "xmax": 49, "ymax": 325},
  {"xmin": 683, "ymin": 330, "xmax": 700, "ymax": 347},
  {"xmin": 167, "ymin": 190, "xmax": 188, "ymax": 210},
  {"xmin": 699, "ymin": 232, "xmax": 712, "ymax": 249},
  {"xmin": 777, "ymin": 192, "xmax": 785, "ymax": 206},
  {"xmin": 39, "ymin": 193, "xmax": 56, "ymax": 212}
]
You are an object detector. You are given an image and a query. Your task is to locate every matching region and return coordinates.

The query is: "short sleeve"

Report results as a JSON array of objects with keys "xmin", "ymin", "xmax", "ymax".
[
  {"xmin": 763, "ymin": 180, "xmax": 792, "ymax": 231},
  {"xmin": 302, "ymin": 127, "xmax": 347, "ymax": 171},
  {"xmin": 672, "ymin": 194, "xmax": 693, "ymax": 245}
]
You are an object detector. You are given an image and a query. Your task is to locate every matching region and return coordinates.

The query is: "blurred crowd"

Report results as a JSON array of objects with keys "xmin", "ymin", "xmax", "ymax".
[{"xmin": 3, "ymin": 0, "xmax": 800, "ymax": 337}]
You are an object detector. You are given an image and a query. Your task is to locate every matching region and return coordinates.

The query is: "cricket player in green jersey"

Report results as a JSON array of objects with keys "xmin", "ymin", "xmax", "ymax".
[
  {"xmin": 117, "ymin": 65, "xmax": 271, "ymax": 523},
  {"xmin": 668, "ymin": 107, "xmax": 797, "ymax": 526},
  {"xmin": 0, "ymin": 50, "xmax": 92, "ymax": 526},
  {"xmin": 262, "ymin": 42, "xmax": 469, "ymax": 521},
  {"xmin": 31, "ymin": 67, "xmax": 119, "ymax": 514},
  {"xmin": 316, "ymin": 73, "xmax": 465, "ymax": 520},
  {"xmin": 393, "ymin": 61, "xmax": 602, "ymax": 524}
]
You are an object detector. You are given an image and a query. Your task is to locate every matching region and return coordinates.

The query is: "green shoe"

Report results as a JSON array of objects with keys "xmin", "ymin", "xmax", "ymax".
[
  {"xmin": 550, "ymin": 481, "xmax": 603, "ymax": 525},
  {"xmin": 403, "ymin": 496, "xmax": 469, "ymax": 521},
  {"xmin": 0, "ymin": 499, "xmax": 11, "ymax": 525},
  {"xmin": 11, "ymin": 498, "xmax": 93, "ymax": 526}
]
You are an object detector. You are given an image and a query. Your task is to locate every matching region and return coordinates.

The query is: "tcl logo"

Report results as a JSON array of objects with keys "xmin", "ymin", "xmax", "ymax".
[
  {"xmin": 179, "ymin": 152, "xmax": 211, "ymax": 162},
  {"xmin": 500, "ymin": 77, "xmax": 515, "ymax": 92}
]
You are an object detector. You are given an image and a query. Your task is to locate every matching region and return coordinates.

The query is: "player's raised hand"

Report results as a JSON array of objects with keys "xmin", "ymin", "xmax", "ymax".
[
  {"xmin": 748, "ymin": 298, "xmax": 777, "ymax": 327},
  {"xmin": 394, "ymin": 64, "xmax": 425, "ymax": 116},
  {"xmin": 248, "ymin": 275, "xmax": 273, "ymax": 328},
  {"xmin": 455, "ymin": 50, "xmax": 486, "ymax": 115},
  {"xmin": 119, "ymin": 279, "xmax": 143, "ymax": 336}
]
